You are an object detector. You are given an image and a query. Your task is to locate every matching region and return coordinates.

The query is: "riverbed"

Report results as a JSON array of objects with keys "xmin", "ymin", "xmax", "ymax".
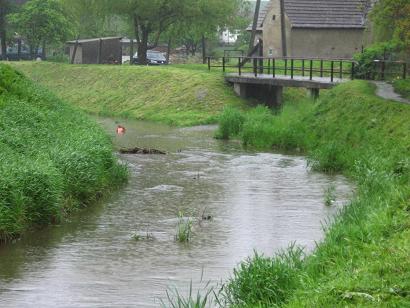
[{"xmin": 0, "ymin": 118, "xmax": 352, "ymax": 307}]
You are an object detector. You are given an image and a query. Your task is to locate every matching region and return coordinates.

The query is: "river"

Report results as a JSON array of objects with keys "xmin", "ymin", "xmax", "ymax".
[{"xmin": 0, "ymin": 118, "xmax": 352, "ymax": 307}]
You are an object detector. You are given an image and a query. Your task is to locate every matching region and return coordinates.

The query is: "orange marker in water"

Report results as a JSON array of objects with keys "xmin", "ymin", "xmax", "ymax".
[{"xmin": 116, "ymin": 125, "xmax": 126, "ymax": 135}]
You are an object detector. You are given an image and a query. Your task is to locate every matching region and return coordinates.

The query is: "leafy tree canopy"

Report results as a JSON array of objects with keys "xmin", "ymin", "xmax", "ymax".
[{"xmin": 9, "ymin": 0, "xmax": 73, "ymax": 54}]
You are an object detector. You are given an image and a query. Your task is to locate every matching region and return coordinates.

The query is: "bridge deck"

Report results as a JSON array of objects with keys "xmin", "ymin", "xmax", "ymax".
[{"xmin": 225, "ymin": 73, "xmax": 346, "ymax": 89}]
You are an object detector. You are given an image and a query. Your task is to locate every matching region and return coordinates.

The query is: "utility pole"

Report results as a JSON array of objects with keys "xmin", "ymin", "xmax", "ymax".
[
  {"xmin": 248, "ymin": 0, "xmax": 261, "ymax": 55},
  {"xmin": 280, "ymin": 0, "xmax": 287, "ymax": 57}
]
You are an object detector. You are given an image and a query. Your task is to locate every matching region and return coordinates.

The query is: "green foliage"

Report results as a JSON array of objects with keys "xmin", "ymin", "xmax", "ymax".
[
  {"xmin": 371, "ymin": 0, "xmax": 410, "ymax": 52},
  {"xmin": 393, "ymin": 79, "xmax": 410, "ymax": 99},
  {"xmin": 8, "ymin": 0, "xmax": 73, "ymax": 53},
  {"xmin": 221, "ymin": 97, "xmax": 314, "ymax": 151},
  {"xmin": 0, "ymin": 64, "xmax": 127, "ymax": 241},
  {"xmin": 353, "ymin": 41, "xmax": 401, "ymax": 79},
  {"xmin": 215, "ymin": 106, "xmax": 245, "ymax": 139},
  {"xmin": 220, "ymin": 245, "xmax": 305, "ymax": 307}
]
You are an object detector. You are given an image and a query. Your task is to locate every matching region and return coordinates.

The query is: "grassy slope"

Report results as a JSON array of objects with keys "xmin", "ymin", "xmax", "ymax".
[
  {"xmin": 8, "ymin": 62, "xmax": 245, "ymax": 126},
  {"xmin": 218, "ymin": 81, "xmax": 410, "ymax": 307},
  {"xmin": 393, "ymin": 79, "xmax": 410, "ymax": 100},
  {"xmin": 0, "ymin": 64, "xmax": 127, "ymax": 241}
]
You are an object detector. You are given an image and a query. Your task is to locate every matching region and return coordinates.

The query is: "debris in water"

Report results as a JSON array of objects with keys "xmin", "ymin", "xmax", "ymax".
[{"xmin": 119, "ymin": 147, "xmax": 166, "ymax": 155}]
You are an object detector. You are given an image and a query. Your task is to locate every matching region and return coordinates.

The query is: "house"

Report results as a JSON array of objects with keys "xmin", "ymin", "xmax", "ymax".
[
  {"xmin": 248, "ymin": 0, "xmax": 375, "ymax": 59},
  {"xmin": 67, "ymin": 37, "xmax": 122, "ymax": 64}
]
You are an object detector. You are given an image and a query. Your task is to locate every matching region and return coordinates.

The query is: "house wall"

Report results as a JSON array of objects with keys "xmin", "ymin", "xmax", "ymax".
[
  {"xmin": 82, "ymin": 39, "xmax": 122, "ymax": 64},
  {"xmin": 262, "ymin": 0, "xmax": 291, "ymax": 57},
  {"xmin": 69, "ymin": 39, "xmax": 122, "ymax": 64},
  {"xmin": 290, "ymin": 28, "xmax": 364, "ymax": 58}
]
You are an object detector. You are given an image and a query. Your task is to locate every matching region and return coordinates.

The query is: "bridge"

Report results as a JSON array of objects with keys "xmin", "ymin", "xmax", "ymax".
[{"xmin": 207, "ymin": 57, "xmax": 408, "ymax": 107}]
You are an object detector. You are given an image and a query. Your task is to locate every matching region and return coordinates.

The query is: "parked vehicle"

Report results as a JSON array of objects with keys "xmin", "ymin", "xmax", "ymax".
[
  {"xmin": 133, "ymin": 51, "xmax": 168, "ymax": 65},
  {"xmin": 3, "ymin": 46, "xmax": 43, "ymax": 61}
]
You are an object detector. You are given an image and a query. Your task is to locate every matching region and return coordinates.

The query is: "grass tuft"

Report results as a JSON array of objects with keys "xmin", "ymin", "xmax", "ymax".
[{"xmin": 175, "ymin": 211, "xmax": 193, "ymax": 243}]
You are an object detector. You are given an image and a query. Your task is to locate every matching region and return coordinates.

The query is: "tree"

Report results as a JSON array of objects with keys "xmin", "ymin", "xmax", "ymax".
[
  {"xmin": 9, "ymin": 0, "xmax": 73, "ymax": 58},
  {"xmin": 371, "ymin": 0, "xmax": 410, "ymax": 52},
  {"xmin": 0, "ymin": 0, "xmax": 14, "ymax": 59},
  {"xmin": 60, "ymin": 0, "xmax": 130, "ymax": 39},
  {"xmin": 102, "ymin": 0, "xmax": 244, "ymax": 65}
]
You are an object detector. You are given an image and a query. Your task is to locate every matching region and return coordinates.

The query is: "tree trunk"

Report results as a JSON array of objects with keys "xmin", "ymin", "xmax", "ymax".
[
  {"xmin": 248, "ymin": 0, "xmax": 261, "ymax": 56},
  {"xmin": 42, "ymin": 40, "xmax": 46, "ymax": 60},
  {"xmin": 202, "ymin": 34, "xmax": 206, "ymax": 64},
  {"xmin": 0, "ymin": 10, "xmax": 6, "ymax": 60},
  {"xmin": 280, "ymin": 0, "xmax": 287, "ymax": 57},
  {"xmin": 166, "ymin": 37, "xmax": 171, "ymax": 64},
  {"xmin": 137, "ymin": 28, "xmax": 149, "ymax": 65}
]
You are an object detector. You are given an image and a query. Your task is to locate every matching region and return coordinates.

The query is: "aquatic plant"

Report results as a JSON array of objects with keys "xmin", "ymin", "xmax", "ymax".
[
  {"xmin": 175, "ymin": 211, "xmax": 193, "ymax": 242},
  {"xmin": 324, "ymin": 184, "xmax": 336, "ymax": 206},
  {"xmin": 161, "ymin": 280, "xmax": 215, "ymax": 308},
  {"xmin": 132, "ymin": 231, "xmax": 155, "ymax": 242}
]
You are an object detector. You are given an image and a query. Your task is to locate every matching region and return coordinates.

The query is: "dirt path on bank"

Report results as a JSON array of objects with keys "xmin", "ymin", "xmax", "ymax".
[{"xmin": 372, "ymin": 81, "xmax": 410, "ymax": 104}]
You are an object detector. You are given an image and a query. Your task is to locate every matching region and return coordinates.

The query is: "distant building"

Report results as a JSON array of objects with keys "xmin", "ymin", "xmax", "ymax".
[
  {"xmin": 248, "ymin": 0, "xmax": 375, "ymax": 59},
  {"xmin": 219, "ymin": 29, "xmax": 240, "ymax": 44},
  {"xmin": 67, "ymin": 37, "xmax": 122, "ymax": 64}
]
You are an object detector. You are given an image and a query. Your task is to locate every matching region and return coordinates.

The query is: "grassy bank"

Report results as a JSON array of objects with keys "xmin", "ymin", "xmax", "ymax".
[
  {"xmin": 393, "ymin": 79, "xmax": 410, "ymax": 100},
  {"xmin": 217, "ymin": 81, "xmax": 410, "ymax": 307},
  {"xmin": 0, "ymin": 64, "xmax": 127, "ymax": 242},
  {"xmin": 7, "ymin": 62, "xmax": 245, "ymax": 126}
]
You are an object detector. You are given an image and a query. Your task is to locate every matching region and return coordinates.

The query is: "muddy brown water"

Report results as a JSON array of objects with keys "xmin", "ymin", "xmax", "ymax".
[{"xmin": 0, "ymin": 118, "xmax": 352, "ymax": 307}]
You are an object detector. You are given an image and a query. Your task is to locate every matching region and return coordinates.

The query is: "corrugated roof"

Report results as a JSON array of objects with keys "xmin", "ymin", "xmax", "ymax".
[
  {"xmin": 67, "ymin": 37, "xmax": 122, "ymax": 44},
  {"xmin": 285, "ymin": 0, "xmax": 369, "ymax": 28},
  {"xmin": 247, "ymin": 0, "xmax": 370, "ymax": 30}
]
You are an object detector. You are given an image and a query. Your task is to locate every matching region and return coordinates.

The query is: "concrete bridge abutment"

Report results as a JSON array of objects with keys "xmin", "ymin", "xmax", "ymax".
[{"xmin": 233, "ymin": 82, "xmax": 283, "ymax": 108}]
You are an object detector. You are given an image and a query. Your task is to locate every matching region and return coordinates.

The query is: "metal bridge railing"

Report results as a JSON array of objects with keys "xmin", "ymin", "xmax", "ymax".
[{"xmin": 206, "ymin": 56, "xmax": 409, "ymax": 82}]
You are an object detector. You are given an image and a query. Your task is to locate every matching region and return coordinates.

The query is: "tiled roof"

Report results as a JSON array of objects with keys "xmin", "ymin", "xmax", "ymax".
[
  {"xmin": 246, "ymin": 1, "xmax": 273, "ymax": 31},
  {"xmin": 284, "ymin": 0, "xmax": 370, "ymax": 28},
  {"xmin": 247, "ymin": 0, "xmax": 370, "ymax": 30}
]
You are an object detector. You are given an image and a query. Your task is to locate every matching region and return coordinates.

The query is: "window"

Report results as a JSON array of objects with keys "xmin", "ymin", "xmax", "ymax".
[{"xmin": 272, "ymin": 15, "xmax": 276, "ymax": 21}]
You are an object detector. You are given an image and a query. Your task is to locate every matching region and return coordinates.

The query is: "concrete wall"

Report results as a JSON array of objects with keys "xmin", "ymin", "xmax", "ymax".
[{"xmin": 290, "ymin": 28, "xmax": 364, "ymax": 58}]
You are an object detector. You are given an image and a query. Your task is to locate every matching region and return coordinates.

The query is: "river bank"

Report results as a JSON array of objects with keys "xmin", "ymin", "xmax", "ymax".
[
  {"xmin": 7, "ymin": 62, "xmax": 247, "ymax": 126},
  {"xmin": 217, "ymin": 80, "xmax": 410, "ymax": 307},
  {"xmin": 0, "ymin": 64, "xmax": 127, "ymax": 242}
]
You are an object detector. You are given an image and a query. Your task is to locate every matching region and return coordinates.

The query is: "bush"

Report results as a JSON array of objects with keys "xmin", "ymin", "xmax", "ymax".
[{"xmin": 353, "ymin": 41, "xmax": 402, "ymax": 79}]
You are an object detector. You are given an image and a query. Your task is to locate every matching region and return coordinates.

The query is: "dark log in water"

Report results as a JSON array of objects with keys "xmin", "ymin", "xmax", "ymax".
[{"xmin": 119, "ymin": 147, "xmax": 166, "ymax": 155}]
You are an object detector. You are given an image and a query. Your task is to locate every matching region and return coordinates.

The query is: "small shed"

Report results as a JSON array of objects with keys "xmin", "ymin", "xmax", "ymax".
[{"xmin": 67, "ymin": 37, "xmax": 122, "ymax": 64}]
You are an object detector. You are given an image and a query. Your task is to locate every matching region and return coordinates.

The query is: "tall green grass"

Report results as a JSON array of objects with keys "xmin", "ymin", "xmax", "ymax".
[
  {"xmin": 0, "ymin": 64, "xmax": 128, "ymax": 242},
  {"xmin": 220, "ymin": 245, "xmax": 304, "ymax": 307},
  {"xmin": 216, "ymin": 80, "xmax": 410, "ymax": 307}
]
